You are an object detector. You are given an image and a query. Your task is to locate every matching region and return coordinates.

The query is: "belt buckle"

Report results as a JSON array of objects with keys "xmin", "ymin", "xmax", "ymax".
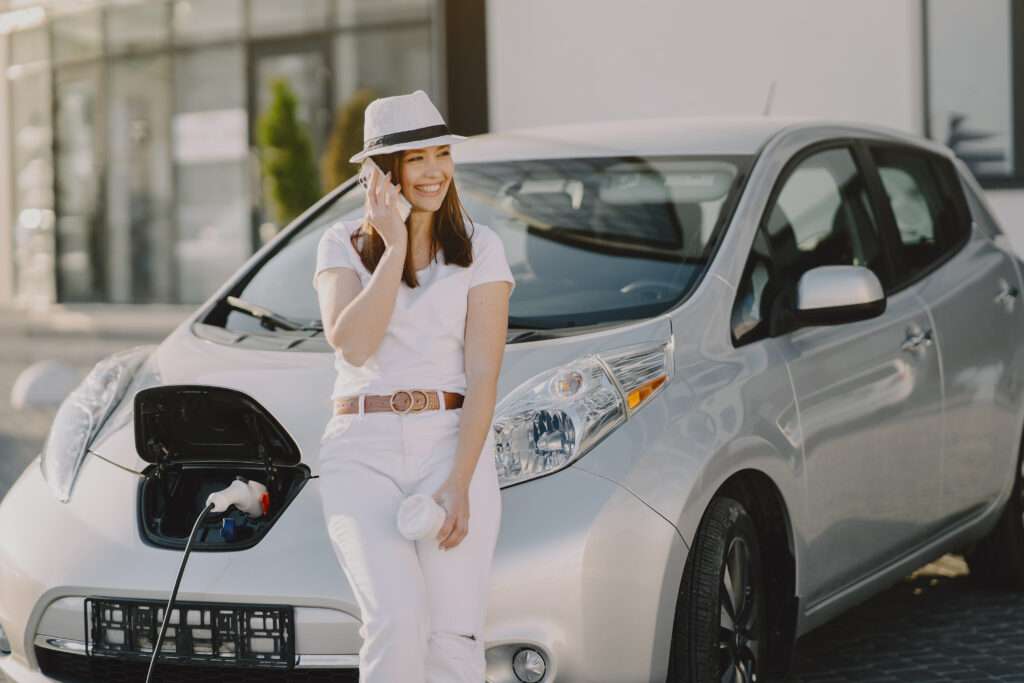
[{"xmin": 390, "ymin": 389, "xmax": 429, "ymax": 414}]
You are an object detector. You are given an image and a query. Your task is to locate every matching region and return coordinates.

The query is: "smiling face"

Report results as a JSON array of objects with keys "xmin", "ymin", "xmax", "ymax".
[{"xmin": 398, "ymin": 144, "xmax": 454, "ymax": 212}]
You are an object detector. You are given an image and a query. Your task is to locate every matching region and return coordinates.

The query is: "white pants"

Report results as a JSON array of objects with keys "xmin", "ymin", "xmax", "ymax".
[{"xmin": 316, "ymin": 398, "xmax": 502, "ymax": 682}]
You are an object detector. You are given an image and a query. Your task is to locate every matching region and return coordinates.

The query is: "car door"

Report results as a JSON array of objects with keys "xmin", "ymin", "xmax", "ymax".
[
  {"xmin": 739, "ymin": 142, "xmax": 944, "ymax": 607},
  {"xmin": 864, "ymin": 142, "xmax": 1024, "ymax": 524}
]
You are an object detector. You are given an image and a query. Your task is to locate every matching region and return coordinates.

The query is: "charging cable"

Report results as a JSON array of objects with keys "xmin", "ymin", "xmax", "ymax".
[{"xmin": 145, "ymin": 477, "xmax": 270, "ymax": 683}]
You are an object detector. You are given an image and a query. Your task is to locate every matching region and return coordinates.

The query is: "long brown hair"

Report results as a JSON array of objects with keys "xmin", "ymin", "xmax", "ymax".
[{"xmin": 351, "ymin": 148, "xmax": 476, "ymax": 288}]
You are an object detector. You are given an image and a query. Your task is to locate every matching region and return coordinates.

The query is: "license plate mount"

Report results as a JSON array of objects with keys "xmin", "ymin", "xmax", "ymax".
[{"xmin": 84, "ymin": 596, "xmax": 295, "ymax": 669}]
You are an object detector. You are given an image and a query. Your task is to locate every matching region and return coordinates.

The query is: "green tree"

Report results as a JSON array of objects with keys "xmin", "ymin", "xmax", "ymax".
[
  {"xmin": 321, "ymin": 87, "xmax": 379, "ymax": 193},
  {"xmin": 255, "ymin": 78, "xmax": 321, "ymax": 230}
]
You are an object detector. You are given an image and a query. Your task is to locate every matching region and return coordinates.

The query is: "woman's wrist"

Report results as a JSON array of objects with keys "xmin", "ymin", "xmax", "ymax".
[
  {"xmin": 381, "ymin": 241, "xmax": 407, "ymax": 262},
  {"xmin": 450, "ymin": 470, "xmax": 471, "ymax": 490}
]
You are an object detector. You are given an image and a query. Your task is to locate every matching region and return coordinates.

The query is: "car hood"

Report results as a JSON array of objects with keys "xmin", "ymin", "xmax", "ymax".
[{"xmin": 89, "ymin": 316, "xmax": 673, "ymax": 474}]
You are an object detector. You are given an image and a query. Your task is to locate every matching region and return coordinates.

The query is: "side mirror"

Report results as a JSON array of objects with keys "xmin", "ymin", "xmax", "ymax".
[{"xmin": 794, "ymin": 265, "xmax": 886, "ymax": 327}]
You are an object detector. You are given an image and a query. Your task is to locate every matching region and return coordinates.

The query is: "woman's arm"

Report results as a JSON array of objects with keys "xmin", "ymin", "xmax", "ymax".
[
  {"xmin": 433, "ymin": 279, "xmax": 511, "ymax": 550},
  {"xmin": 316, "ymin": 239, "xmax": 407, "ymax": 366},
  {"xmin": 449, "ymin": 279, "xmax": 512, "ymax": 486}
]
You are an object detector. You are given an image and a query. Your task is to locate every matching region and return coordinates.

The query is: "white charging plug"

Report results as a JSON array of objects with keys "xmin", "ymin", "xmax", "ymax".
[{"xmin": 205, "ymin": 477, "xmax": 270, "ymax": 518}]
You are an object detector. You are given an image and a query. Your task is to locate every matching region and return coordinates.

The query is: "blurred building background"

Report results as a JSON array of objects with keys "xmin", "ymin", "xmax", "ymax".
[
  {"xmin": 0, "ymin": 0, "xmax": 1020, "ymax": 313},
  {"xmin": 0, "ymin": 0, "xmax": 487, "ymax": 311}
]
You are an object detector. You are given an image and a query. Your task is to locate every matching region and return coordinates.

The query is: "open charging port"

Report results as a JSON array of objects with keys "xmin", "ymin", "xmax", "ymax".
[{"xmin": 134, "ymin": 384, "xmax": 311, "ymax": 551}]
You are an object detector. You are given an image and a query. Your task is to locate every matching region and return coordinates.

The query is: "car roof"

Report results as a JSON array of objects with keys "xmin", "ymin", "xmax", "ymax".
[{"xmin": 449, "ymin": 115, "xmax": 940, "ymax": 163}]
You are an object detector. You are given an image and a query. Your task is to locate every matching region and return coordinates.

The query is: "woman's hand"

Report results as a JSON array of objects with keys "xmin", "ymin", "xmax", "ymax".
[
  {"xmin": 365, "ymin": 163, "xmax": 408, "ymax": 250},
  {"xmin": 432, "ymin": 476, "xmax": 471, "ymax": 550}
]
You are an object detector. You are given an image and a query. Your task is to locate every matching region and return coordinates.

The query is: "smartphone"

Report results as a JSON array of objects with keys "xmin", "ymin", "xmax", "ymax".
[{"xmin": 359, "ymin": 158, "xmax": 412, "ymax": 222}]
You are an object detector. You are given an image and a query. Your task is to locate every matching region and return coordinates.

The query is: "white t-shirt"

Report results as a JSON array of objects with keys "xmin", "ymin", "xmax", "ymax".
[{"xmin": 312, "ymin": 217, "xmax": 516, "ymax": 401}]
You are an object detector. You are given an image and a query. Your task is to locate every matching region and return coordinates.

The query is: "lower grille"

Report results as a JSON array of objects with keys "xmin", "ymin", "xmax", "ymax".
[{"xmin": 35, "ymin": 647, "xmax": 360, "ymax": 682}]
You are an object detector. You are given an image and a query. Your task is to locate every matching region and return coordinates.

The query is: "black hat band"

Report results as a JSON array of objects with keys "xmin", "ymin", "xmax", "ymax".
[{"xmin": 363, "ymin": 124, "xmax": 452, "ymax": 154}]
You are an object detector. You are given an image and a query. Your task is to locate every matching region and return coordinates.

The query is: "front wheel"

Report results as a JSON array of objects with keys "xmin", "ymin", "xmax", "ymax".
[{"xmin": 670, "ymin": 496, "xmax": 766, "ymax": 683}]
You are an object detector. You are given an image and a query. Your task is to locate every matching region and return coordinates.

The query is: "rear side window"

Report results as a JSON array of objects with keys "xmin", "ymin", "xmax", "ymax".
[{"xmin": 868, "ymin": 146, "xmax": 971, "ymax": 290}]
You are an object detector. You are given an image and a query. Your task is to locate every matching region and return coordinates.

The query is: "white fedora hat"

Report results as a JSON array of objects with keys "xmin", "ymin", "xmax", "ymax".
[{"xmin": 349, "ymin": 89, "xmax": 468, "ymax": 164}]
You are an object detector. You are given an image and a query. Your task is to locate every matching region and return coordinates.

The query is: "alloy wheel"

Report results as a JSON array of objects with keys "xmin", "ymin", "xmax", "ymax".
[{"xmin": 718, "ymin": 536, "xmax": 758, "ymax": 682}]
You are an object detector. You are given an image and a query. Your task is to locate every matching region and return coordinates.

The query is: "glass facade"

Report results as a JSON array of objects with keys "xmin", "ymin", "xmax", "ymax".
[
  {"xmin": 54, "ymin": 62, "xmax": 103, "ymax": 301},
  {"xmin": 5, "ymin": 0, "xmax": 440, "ymax": 305},
  {"xmin": 173, "ymin": 44, "xmax": 249, "ymax": 304},
  {"xmin": 925, "ymin": 0, "xmax": 1015, "ymax": 181},
  {"xmin": 9, "ymin": 25, "xmax": 54, "ymax": 307}
]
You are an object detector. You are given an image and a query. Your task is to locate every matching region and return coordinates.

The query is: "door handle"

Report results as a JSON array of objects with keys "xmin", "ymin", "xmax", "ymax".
[
  {"xmin": 901, "ymin": 327, "xmax": 933, "ymax": 352},
  {"xmin": 995, "ymin": 278, "xmax": 1019, "ymax": 312}
]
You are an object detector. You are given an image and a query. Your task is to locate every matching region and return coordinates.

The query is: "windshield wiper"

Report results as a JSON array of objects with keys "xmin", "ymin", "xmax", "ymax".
[
  {"xmin": 507, "ymin": 328, "xmax": 553, "ymax": 342},
  {"xmin": 508, "ymin": 315, "xmax": 563, "ymax": 330},
  {"xmin": 224, "ymin": 296, "xmax": 321, "ymax": 332}
]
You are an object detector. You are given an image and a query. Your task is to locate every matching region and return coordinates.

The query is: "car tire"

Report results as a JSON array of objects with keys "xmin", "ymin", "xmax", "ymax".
[
  {"xmin": 668, "ymin": 496, "xmax": 767, "ymax": 683},
  {"xmin": 965, "ymin": 436, "xmax": 1024, "ymax": 590}
]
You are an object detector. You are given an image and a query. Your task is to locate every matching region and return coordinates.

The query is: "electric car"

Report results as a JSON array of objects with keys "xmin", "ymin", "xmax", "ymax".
[{"xmin": 2, "ymin": 116, "xmax": 1024, "ymax": 683}]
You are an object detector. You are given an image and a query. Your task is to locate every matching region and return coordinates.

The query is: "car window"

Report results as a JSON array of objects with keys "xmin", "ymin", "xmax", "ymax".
[
  {"xmin": 732, "ymin": 146, "xmax": 885, "ymax": 346},
  {"xmin": 214, "ymin": 154, "xmax": 753, "ymax": 337},
  {"xmin": 868, "ymin": 146, "xmax": 970, "ymax": 290}
]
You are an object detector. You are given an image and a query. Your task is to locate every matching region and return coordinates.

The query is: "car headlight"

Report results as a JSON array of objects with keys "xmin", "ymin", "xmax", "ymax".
[
  {"xmin": 493, "ymin": 337, "xmax": 673, "ymax": 487},
  {"xmin": 39, "ymin": 344, "xmax": 156, "ymax": 502}
]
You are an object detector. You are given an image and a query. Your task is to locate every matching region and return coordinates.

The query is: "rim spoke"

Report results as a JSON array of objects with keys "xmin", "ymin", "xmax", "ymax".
[
  {"xmin": 719, "ymin": 643, "xmax": 734, "ymax": 683},
  {"xmin": 737, "ymin": 659, "xmax": 748, "ymax": 683},
  {"xmin": 728, "ymin": 539, "xmax": 751, "ymax": 626},
  {"xmin": 740, "ymin": 642, "xmax": 758, "ymax": 683},
  {"xmin": 721, "ymin": 601, "xmax": 736, "ymax": 632},
  {"xmin": 716, "ymin": 528, "xmax": 762, "ymax": 683},
  {"xmin": 720, "ymin": 581, "xmax": 737, "ymax": 626},
  {"xmin": 721, "ymin": 574, "xmax": 738, "ymax": 626},
  {"xmin": 734, "ymin": 540, "xmax": 749, "ymax": 597},
  {"xmin": 737, "ymin": 581, "xmax": 755, "ymax": 630},
  {"xmin": 720, "ymin": 625, "xmax": 735, "ymax": 646},
  {"xmin": 722, "ymin": 561, "xmax": 738, "ymax": 617},
  {"xmin": 736, "ymin": 592, "xmax": 753, "ymax": 629}
]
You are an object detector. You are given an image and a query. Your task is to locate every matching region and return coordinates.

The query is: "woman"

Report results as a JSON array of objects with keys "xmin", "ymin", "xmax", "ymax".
[{"xmin": 312, "ymin": 89, "xmax": 514, "ymax": 682}]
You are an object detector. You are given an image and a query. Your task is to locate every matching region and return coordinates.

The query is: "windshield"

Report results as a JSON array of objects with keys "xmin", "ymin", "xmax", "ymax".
[{"xmin": 215, "ymin": 154, "xmax": 752, "ymax": 335}]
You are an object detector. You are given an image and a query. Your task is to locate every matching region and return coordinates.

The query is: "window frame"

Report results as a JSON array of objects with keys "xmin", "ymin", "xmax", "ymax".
[
  {"xmin": 856, "ymin": 139, "xmax": 974, "ymax": 297},
  {"xmin": 730, "ymin": 138, "xmax": 899, "ymax": 349}
]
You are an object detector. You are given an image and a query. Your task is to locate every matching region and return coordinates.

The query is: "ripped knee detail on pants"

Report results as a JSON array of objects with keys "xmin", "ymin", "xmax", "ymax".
[
  {"xmin": 427, "ymin": 630, "xmax": 486, "ymax": 677},
  {"xmin": 433, "ymin": 629, "xmax": 479, "ymax": 642}
]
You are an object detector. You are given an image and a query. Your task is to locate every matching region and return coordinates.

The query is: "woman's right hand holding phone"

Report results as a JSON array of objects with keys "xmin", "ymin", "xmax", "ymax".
[{"xmin": 365, "ymin": 164, "xmax": 408, "ymax": 251}]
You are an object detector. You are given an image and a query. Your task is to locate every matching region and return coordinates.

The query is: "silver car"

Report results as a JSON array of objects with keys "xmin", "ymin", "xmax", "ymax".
[{"xmin": 2, "ymin": 116, "xmax": 1023, "ymax": 683}]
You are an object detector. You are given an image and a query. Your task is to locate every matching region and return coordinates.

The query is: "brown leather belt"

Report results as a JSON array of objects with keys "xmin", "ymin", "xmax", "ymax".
[{"xmin": 334, "ymin": 389, "xmax": 465, "ymax": 415}]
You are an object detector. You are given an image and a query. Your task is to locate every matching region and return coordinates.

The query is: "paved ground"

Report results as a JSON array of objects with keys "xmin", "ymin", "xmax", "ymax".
[
  {"xmin": 781, "ymin": 555, "xmax": 1024, "ymax": 682},
  {"xmin": 2, "ymin": 307, "xmax": 1023, "ymax": 683}
]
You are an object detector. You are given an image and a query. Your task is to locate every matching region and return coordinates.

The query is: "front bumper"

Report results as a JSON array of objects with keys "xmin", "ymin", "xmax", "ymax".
[{"xmin": 0, "ymin": 449, "xmax": 686, "ymax": 682}]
